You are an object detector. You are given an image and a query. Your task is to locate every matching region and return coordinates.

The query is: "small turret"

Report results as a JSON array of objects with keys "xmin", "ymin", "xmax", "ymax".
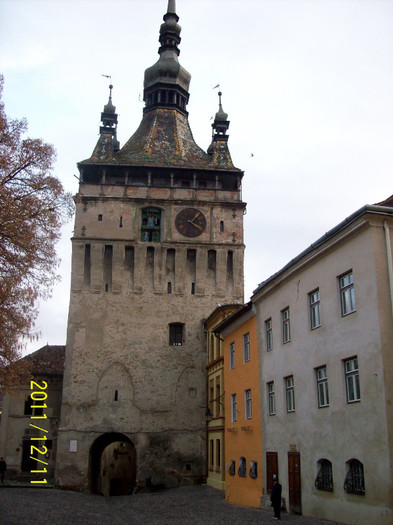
[
  {"xmin": 89, "ymin": 84, "xmax": 120, "ymax": 162},
  {"xmin": 208, "ymin": 91, "xmax": 235, "ymax": 169}
]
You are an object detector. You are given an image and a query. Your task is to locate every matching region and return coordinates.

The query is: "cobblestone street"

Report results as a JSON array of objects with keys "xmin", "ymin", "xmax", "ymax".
[{"xmin": 0, "ymin": 485, "xmax": 344, "ymax": 525}]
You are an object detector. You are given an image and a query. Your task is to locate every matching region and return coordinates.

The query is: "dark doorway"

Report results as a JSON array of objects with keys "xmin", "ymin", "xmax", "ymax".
[
  {"xmin": 89, "ymin": 433, "xmax": 136, "ymax": 496},
  {"xmin": 21, "ymin": 440, "xmax": 36, "ymax": 472},
  {"xmin": 266, "ymin": 451, "xmax": 278, "ymax": 493},
  {"xmin": 288, "ymin": 452, "xmax": 302, "ymax": 514}
]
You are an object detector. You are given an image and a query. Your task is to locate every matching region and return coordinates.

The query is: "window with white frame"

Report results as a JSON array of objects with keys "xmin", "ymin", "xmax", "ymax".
[
  {"xmin": 245, "ymin": 389, "xmax": 252, "ymax": 419},
  {"xmin": 309, "ymin": 289, "xmax": 321, "ymax": 329},
  {"xmin": 229, "ymin": 342, "xmax": 235, "ymax": 370},
  {"xmin": 344, "ymin": 357, "xmax": 361, "ymax": 402},
  {"xmin": 282, "ymin": 307, "xmax": 290, "ymax": 343},
  {"xmin": 316, "ymin": 366, "xmax": 329, "ymax": 408},
  {"xmin": 285, "ymin": 376, "xmax": 295, "ymax": 412},
  {"xmin": 267, "ymin": 382, "xmax": 275, "ymax": 416},
  {"xmin": 265, "ymin": 318, "xmax": 272, "ymax": 351},
  {"xmin": 231, "ymin": 393, "xmax": 237, "ymax": 422},
  {"xmin": 243, "ymin": 333, "xmax": 250, "ymax": 363},
  {"xmin": 339, "ymin": 271, "xmax": 356, "ymax": 316}
]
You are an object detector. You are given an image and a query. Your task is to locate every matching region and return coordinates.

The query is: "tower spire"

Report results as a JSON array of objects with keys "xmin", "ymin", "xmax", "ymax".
[
  {"xmin": 89, "ymin": 84, "xmax": 120, "ymax": 161},
  {"xmin": 143, "ymin": 0, "xmax": 191, "ymax": 115},
  {"xmin": 207, "ymin": 91, "xmax": 235, "ymax": 168}
]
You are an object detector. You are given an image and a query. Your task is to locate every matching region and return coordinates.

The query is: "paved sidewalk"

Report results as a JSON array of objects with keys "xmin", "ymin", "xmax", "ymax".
[{"xmin": 0, "ymin": 485, "xmax": 344, "ymax": 525}]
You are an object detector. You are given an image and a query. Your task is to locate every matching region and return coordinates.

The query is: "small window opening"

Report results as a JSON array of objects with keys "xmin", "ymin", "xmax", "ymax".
[
  {"xmin": 220, "ymin": 221, "xmax": 224, "ymax": 232},
  {"xmin": 98, "ymin": 214, "xmax": 103, "ymax": 221},
  {"xmin": 191, "ymin": 282, "xmax": 196, "ymax": 295},
  {"xmin": 114, "ymin": 390, "xmax": 118, "ymax": 401},
  {"xmin": 119, "ymin": 216, "xmax": 123, "ymax": 228},
  {"xmin": 168, "ymin": 282, "xmax": 172, "ymax": 294}
]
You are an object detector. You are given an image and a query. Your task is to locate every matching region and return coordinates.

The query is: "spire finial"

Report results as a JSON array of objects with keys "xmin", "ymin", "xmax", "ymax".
[{"xmin": 167, "ymin": 0, "xmax": 176, "ymax": 14}]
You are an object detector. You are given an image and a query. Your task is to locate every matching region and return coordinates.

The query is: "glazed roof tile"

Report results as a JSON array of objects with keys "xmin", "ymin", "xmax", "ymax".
[{"xmin": 81, "ymin": 108, "xmax": 240, "ymax": 171}]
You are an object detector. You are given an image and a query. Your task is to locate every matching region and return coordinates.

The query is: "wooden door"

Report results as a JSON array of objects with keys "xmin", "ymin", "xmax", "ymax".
[
  {"xmin": 288, "ymin": 452, "xmax": 301, "ymax": 514},
  {"xmin": 266, "ymin": 451, "xmax": 278, "ymax": 493}
]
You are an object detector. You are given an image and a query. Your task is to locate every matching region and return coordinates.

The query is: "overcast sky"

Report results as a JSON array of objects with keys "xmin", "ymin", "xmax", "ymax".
[{"xmin": 1, "ymin": 0, "xmax": 393, "ymax": 355}]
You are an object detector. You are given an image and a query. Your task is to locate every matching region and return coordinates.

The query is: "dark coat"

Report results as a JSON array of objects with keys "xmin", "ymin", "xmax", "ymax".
[
  {"xmin": 270, "ymin": 481, "xmax": 282, "ymax": 507},
  {"xmin": 0, "ymin": 460, "xmax": 6, "ymax": 473}
]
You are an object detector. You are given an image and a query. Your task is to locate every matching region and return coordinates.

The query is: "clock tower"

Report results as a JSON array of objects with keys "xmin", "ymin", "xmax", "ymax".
[{"xmin": 56, "ymin": 0, "xmax": 245, "ymax": 494}]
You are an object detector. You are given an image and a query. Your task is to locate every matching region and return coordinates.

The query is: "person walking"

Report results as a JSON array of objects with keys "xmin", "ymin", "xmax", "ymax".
[
  {"xmin": 0, "ymin": 458, "xmax": 7, "ymax": 483},
  {"xmin": 270, "ymin": 474, "xmax": 282, "ymax": 520}
]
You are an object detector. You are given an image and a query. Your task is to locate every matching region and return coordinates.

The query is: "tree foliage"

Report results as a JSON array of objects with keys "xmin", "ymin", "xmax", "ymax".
[{"xmin": 0, "ymin": 74, "xmax": 74, "ymax": 385}]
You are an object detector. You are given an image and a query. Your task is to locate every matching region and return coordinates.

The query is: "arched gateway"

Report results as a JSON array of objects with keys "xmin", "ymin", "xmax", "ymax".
[{"xmin": 89, "ymin": 433, "xmax": 136, "ymax": 496}]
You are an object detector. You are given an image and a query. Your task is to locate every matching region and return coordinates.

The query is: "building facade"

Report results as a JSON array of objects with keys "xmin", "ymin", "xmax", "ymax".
[
  {"xmin": 204, "ymin": 304, "xmax": 241, "ymax": 491},
  {"xmin": 55, "ymin": 0, "xmax": 245, "ymax": 493},
  {"xmin": 0, "ymin": 345, "xmax": 65, "ymax": 481},
  {"xmin": 214, "ymin": 302, "xmax": 262, "ymax": 508},
  {"xmin": 253, "ymin": 200, "xmax": 393, "ymax": 524}
]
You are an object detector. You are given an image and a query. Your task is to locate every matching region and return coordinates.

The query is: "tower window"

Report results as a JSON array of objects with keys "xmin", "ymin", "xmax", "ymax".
[
  {"xmin": 220, "ymin": 221, "xmax": 224, "ymax": 232},
  {"xmin": 167, "ymin": 282, "xmax": 172, "ymax": 294},
  {"xmin": 169, "ymin": 323, "xmax": 184, "ymax": 346},
  {"xmin": 141, "ymin": 208, "xmax": 161, "ymax": 242},
  {"xmin": 119, "ymin": 216, "xmax": 123, "ymax": 228},
  {"xmin": 98, "ymin": 214, "xmax": 103, "ymax": 221},
  {"xmin": 191, "ymin": 283, "xmax": 196, "ymax": 295}
]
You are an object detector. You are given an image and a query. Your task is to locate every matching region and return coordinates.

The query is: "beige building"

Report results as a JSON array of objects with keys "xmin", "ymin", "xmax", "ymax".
[
  {"xmin": 0, "ymin": 345, "xmax": 65, "ymax": 481},
  {"xmin": 204, "ymin": 304, "xmax": 241, "ymax": 491},
  {"xmin": 56, "ymin": 1, "xmax": 244, "ymax": 493},
  {"xmin": 252, "ymin": 198, "xmax": 393, "ymax": 524}
]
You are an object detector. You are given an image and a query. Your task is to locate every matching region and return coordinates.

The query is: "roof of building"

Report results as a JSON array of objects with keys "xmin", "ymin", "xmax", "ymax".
[
  {"xmin": 212, "ymin": 301, "xmax": 253, "ymax": 334},
  {"xmin": 79, "ymin": 1, "xmax": 240, "ymax": 173},
  {"xmin": 21, "ymin": 345, "xmax": 65, "ymax": 376},
  {"xmin": 252, "ymin": 197, "xmax": 393, "ymax": 297}
]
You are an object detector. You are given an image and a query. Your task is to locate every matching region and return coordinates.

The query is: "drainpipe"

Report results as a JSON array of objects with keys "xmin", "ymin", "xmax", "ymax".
[{"xmin": 383, "ymin": 221, "xmax": 393, "ymax": 323}]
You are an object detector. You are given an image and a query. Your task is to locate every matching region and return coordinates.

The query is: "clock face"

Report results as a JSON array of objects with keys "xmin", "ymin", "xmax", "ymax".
[{"xmin": 175, "ymin": 208, "xmax": 207, "ymax": 238}]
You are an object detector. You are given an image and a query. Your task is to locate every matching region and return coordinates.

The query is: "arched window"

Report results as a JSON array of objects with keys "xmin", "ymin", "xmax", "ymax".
[
  {"xmin": 238, "ymin": 457, "xmax": 247, "ymax": 477},
  {"xmin": 315, "ymin": 458, "xmax": 333, "ymax": 491},
  {"xmin": 249, "ymin": 461, "xmax": 258, "ymax": 479},
  {"xmin": 229, "ymin": 460, "xmax": 235, "ymax": 476},
  {"xmin": 344, "ymin": 459, "xmax": 365, "ymax": 495},
  {"xmin": 141, "ymin": 208, "xmax": 161, "ymax": 242}
]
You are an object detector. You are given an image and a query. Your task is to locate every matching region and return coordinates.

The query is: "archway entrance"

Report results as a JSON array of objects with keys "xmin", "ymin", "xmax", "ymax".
[{"xmin": 89, "ymin": 433, "xmax": 136, "ymax": 496}]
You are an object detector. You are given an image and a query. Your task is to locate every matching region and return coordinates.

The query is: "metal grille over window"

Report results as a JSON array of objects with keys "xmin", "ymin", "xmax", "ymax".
[
  {"xmin": 344, "ymin": 459, "xmax": 365, "ymax": 495},
  {"xmin": 238, "ymin": 457, "xmax": 247, "ymax": 477},
  {"xmin": 315, "ymin": 459, "xmax": 333, "ymax": 491},
  {"xmin": 169, "ymin": 323, "xmax": 183, "ymax": 346},
  {"xmin": 249, "ymin": 461, "xmax": 258, "ymax": 479}
]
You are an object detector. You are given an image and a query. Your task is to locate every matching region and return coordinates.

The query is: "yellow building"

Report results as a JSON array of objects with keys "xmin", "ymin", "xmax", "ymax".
[
  {"xmin": 204, "ymin": 304, "xmax": 241, "ymax": 491},
  {"xmin": 214, "ymin": 302, "xmax": 262, "ymax": 508}
]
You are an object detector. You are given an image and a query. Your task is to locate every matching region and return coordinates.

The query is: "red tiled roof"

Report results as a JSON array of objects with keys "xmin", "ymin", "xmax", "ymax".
[{"xmin": 21, "ymin": 345, "xmax": 65, "ymax": 375}]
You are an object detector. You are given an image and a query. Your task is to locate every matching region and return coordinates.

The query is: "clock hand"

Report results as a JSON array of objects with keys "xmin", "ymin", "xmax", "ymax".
[
  {"xmin": 188, "ymin": 220, "xmax": 203, "ymax": 231},
  {"xmin": 191, "ymin": 211, "xmax": 200, "ymax": 222}
]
